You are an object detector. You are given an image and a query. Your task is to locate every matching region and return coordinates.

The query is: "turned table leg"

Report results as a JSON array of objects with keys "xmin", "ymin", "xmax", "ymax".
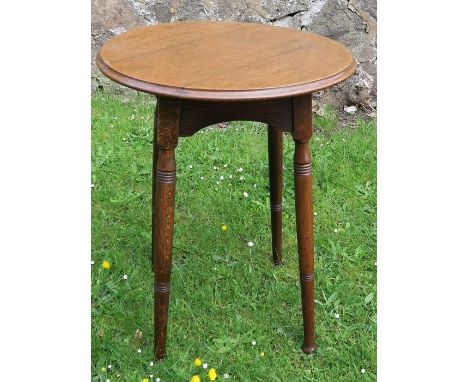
[
  {"xmin": 268, "ymin": 125, "xmax": 283, "ymax": 265},
  {"xmin": 151, "ymin": 101, "xmax": 159, "ymax": 270},
  {"xmin": 292, "ymin": 94, "xmax": 317, "ymax": 353},
  {"xmin": 153, "ymin": 97, "xmax": 180, "ymax": 359}
]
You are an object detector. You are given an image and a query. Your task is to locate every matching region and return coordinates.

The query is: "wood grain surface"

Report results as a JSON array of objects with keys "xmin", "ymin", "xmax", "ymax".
[{"xmin": 97, "ymin": 21, "xmax": 355, "ymax": 100}]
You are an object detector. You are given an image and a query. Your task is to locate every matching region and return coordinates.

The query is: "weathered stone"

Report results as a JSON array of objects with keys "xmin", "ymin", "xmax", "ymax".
[{"xmin": 91, "ymin": 0, "xmax": 377, "ymax": 108}]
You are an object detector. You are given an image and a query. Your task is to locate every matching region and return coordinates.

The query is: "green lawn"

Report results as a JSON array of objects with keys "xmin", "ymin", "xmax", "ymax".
[{"xmin": 91, "ymin": 93, "xmax": 377, "ymax": 382}]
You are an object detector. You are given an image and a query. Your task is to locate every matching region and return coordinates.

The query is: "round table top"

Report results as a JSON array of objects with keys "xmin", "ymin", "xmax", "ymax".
[{"xmin": 97, "ymin": 21, "xmax": 356, "ymax": 101}]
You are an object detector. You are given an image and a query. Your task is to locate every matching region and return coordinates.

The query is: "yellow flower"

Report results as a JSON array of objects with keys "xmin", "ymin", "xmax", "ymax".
[
  {"xmin": 221, "ymin": 224, "xmax": 228, "ymax": 231},
  {"xmin": 101, "ymin": 367, "xmax": 106, "ymax": 372},
  {"xmin": 194, "ymin": 357, "xmax": 202, "ymax": 366},
  {"xmin": 260, "ymin": 351, "xmax": 265, "ymax": 357},
  {"xmin": 102, "ymin": 260, "xmax": 111, "ymax": 269},
  {"xmin": 208, "ymin": 368, "xmax": 217, "ymax": 381},
  {"xmin": 142, "ymin": 379, "xmax": 149, "ymax": 382},
  {"xmin": 191, "ymin": 375, "xmax": 201, "ymax": 382}
]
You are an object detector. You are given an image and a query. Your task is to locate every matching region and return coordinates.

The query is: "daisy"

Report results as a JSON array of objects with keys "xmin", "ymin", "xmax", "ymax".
[
  {"xmin": 203, "ymin": 363, "xmax": 208, "ymax": 369},
  {"xmin": 137, "ymin": 349, "xmax": 142, "ymax": 353},
  {"xmin": 123, "ymin": 274, "xmax": 128, "ymax": 280},
  {"xmin": 335, "ymin": 313, "xmax": 340, "ymax": 319},
  {"xmin": 247, "ymin": 241, "xmax": 254, "ymax": 247},
  {"xmin": 251, "ymin": 340, "xmax": 256, "ymax": 346},
  {"xmin": 361, "ymin": 368, "xmax": 366, "ymax": 374},
  {"xmin": 243, "ymin": 192, "xmax": 248, "ymax": 197}
]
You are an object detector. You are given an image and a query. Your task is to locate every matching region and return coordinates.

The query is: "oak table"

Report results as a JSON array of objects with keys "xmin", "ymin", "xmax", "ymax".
[{"xmin": 97, "ymin": 21, "xmax": 356, "ymax": 360}]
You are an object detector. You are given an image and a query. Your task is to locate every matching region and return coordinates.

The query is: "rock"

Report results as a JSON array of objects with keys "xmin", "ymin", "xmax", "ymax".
[
  {"xmin": 344, "ymin": 105, "xmax": 357, "ymax": 114},
  {"xmin": 91, "ymin": 0, "xmax": 377, "ymax": 109}
]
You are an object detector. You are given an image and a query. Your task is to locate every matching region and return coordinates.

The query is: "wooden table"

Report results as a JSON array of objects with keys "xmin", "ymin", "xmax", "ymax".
[{"xmin": 97, "ymin": 21, "xmax": 355, "ymax": 359}]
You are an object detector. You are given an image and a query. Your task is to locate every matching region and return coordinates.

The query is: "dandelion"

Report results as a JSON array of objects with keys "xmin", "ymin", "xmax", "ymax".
[
  {"xmin": 223, "ymin": 374, "xmax": 230, "ymax": 379},
  {"xmin": 251, "ymin": 340, "xmax": 256, "ymax": 346},
  {"xmin": 221, "ymin": 224, "xmax": 228, "ymax": 231},
  {"xmin": 335, "ymin": 313, "xmax": 340, "ymax": 319},
  {"xmin": 191, "ymin": 376, "xmax": 201, "ymax": 382},
  {"xmin": 361, "ymin": 369, "xmax": 366, "ymax": 374},
  {"xmin": 137, "ymin": 349, "xmax": 142, "ymax": 353},
  {"xmin": 247, "ymin": 241, "xmax": 254, "ymax": 248},
  {"xmin": 243, "ymin": 192, "xmax": 248, "ymax": 197},
  {"xmin": 203, "ymin": 363, "xmax": 208, "ymax": 369},
  {"xmin": 142, "ymin": 379, "xmax": 149, "ymax": 382},
  {"xmin": 123, "ymin": 274, "xmax": 128, "ymax": 280},
  {"xmin": 220, "ymin": 176, "xmax": 224, "ymax": 180},
  {"xmin": 194, "ymin": 357, "xmax": 202, "ymax": 366},
  {"xmin": 102, "ymin": 260, "xmax": 111, "ymax": 269},
  {"xmin": 260, "ymin": 351, "xmax": 265, "ymax": 357},
  {"xmin": 208, "ymin": 368, "xmax": 217, "ymax": 381}
]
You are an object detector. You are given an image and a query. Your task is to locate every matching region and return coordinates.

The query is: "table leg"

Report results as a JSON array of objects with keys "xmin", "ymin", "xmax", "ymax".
[
  {"xmin": 153, "ymin": 97, "xmax": 180, "ymax": 359},
  {"xmin": 151, "ymin": 100, "xmax": 159, "ymax": 270},
  {"xmin": 292, "ymin": 94, "xmax": 317, "ymax": 353},
  {"xmin": 268, "ymin": 125, "xmax": 283, "ymax": 265}
]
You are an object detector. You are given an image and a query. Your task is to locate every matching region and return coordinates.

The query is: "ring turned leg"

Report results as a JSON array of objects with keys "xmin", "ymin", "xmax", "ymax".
[
  {"xmin": 153, "ymin": 97, "xmax": 180, "ymax": 359},
  {"xmin": 151, "ymin": 100, "xmax": 159, "ymax": 270},
  {"xmin": 292, "ymin": 94, "xmax": 317, "ymax": 353},
  {"xmin": 268, "ymin": 125, "xmax": 283, "ymax": 265}
]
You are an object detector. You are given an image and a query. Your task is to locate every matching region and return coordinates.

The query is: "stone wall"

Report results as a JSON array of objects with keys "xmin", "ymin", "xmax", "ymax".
[{"xmin": 92, "ymin": 0, "xmax": 377, "ymax": 110}]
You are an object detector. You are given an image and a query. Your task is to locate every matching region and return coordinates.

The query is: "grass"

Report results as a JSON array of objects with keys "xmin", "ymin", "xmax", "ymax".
[{"xmin": 91, "ymin": 93, "xmax": 377, "ymax": 382}]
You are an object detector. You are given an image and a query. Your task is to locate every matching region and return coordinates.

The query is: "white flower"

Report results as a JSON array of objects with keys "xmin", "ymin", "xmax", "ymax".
[
  {"xmin": 224, "ymin": 374, "xmax": 230, "ymax": 379},
  {"xmin": 137, "ymin": 349, "xmax": 142, "ymax": 353},
  {"xmin": 200, "ymin": 176, "xmax": 204, "ymax": 180},
  {"xmin": 156, "ymin": 378, "xmax": 160, "ymax": 382},
  {"xmin": 342, "ymin": 138, "xmax": 346, "ymax": 142},
  {"xmin": 251, "ymin": 340, "xmax": 256, "ymax": 346},
  {"xmin": 334, "ymin": 228, "xmax": 338, "ymax": 233},
  {"xmin": 229, "ymin": 175, "xmax": 233, "ymax": 179},
  {"xmin": 123, "ymin": 137, "xmax": 127, "ymax": 141},
  {"xmin": 123, "ymin": 274, "xmax": 128, "ymax": 280},
  {"xmin": 106, "ymin": 379, "xmax": 111, "ymax": 382},
  {"xmin": 131, "ymin": 114, "xmax": 135, "ymax": 120},
  {"xmin": 374, "ymin": 261, "xmax": 377, "ymax": 266},
  {"xmin": 335, "ymin": 313, "xmax": 340, "ymax": 319},
  {"xmin": 315, "ymin": 137, "xmax": 320, "ymax": 141},
  {"xmin": 220, "ymin": 176, "xmax": 224, "ymax": 180},
  {"xmin": 213, "ymin": 166, "xmax": 218, "ymax": 170},
  {"xmin": 320, "ymin": 143, "xmax": 324, "ymax": 147},
  {"xmin": 223, "ymin": 164, "xmax": 228, "ymax": 168},
  {"xmin": 253, "ymin": 184, "xmax": 257, "ymax": 188},
  {"xmin": 243, "ymin": 192, "xmax": 249, "ymax": 197},
  {"xmin": 107, "ymin": 364, "xmax": 112, "ymax": 369},
  {"xmin": 203, "ymin": 363, "xmax": 208, "ymax": 369},
  {"xmin": 239, "ymin": 176, "xmax": 244, "ymax": 180},
  {"xmin": 189, "ymin": 165, "xmax": 193, "ymax": 169},
  {"xmin": 216, "ymin": 181, "xmax": 220, "ymax": 185},
  {"xmin": 238, "ymin": 167, "xmax": 243, "ymax": 172},
  {"xmin": 149, "ymin": 361, "xmax": 154, "ymax": 366},
  {"xmin": 361, "ymin": 368, "xmax": 366, "ymax": 374},
  {"xmin": 91, "ymin": 260, "xmax": 95, "ymax": 265},
  {"xmin": 91, "ymin": 183, "xmax": 95, "ymax": 188},
  {"xmin": 314, "ymin": 212, "xmax": 317, "ymax": 216},
  {"xmin": 247, "ymin": 241, "xmax": 254, "ymax": 247},
  {"xmin": 149, "ymin": 375, "xmax": 153, "ymax": 378},
  {"xmin": 110, "ymin": 124, "xmax": 114, "ymax": 128}
]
